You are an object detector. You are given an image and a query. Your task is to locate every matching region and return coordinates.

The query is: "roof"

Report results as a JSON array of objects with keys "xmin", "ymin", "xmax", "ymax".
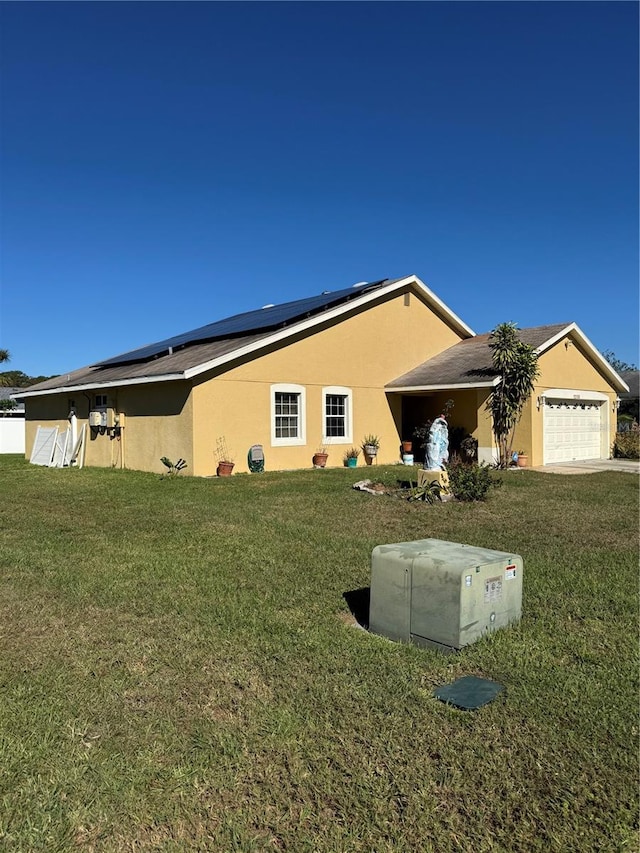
[
  {"xmin": 387, "ymin": 323, "xmax": 629, "ymax": 393},
  {"xmin": 99, "ymin": 278, "xmax": 391, "ymax": 367},
  {"xmin": 17, "ymin": 275, "xmax": 474, "ymax": 398},
  {"xmin": 620, "ymin": 370, "xmax": 639, "ymax": 399},
  {"xmin": 0, "ymin": 387, "xmax": 25, "ymax": 412}
]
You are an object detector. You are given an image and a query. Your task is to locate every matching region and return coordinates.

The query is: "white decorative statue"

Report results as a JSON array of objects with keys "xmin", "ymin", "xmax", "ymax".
[{"xmin": 425, "ymin": 416, "xmax": 449, "ymax": 470}]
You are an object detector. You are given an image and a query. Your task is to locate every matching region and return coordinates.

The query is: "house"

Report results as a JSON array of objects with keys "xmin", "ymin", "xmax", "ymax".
[
  {"xmin": 16, "ymin": 275, "xmax": 628, "ymax": 474},
  {"xmin": 618, "ymin": 370, "xmax": 639, "ymax": 424},
  {"xmin": 0, "ymin": 387, "xmax": 26, "ymax": 454}
]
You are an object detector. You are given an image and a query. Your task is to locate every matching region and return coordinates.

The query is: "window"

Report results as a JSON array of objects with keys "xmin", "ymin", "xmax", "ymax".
[
  {"xmin": 322, "ymin": 387, "xmax": 352, "ymax": 443},
  {"xmin": 271, "ymin": 384, "xmax": 306, "ymax": 446},
  {"xmin": 95, "ymin": 394, "xmax": 108, "ymax": 408},
  {"xmin": 276, "ymin": 392, "xmax": 299, "ymax": 438}
]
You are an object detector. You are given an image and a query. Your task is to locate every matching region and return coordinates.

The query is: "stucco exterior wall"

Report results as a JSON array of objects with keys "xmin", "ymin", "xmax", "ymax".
[
  {"xmin": 116, "ymin": 382, "xmax": 193, "ymax": 474},
  {"xmin": 191, "ymin": 290, "xmax": 464, "ymax": 474},
  {"xmin": 474, "ymin": 389, "xmax": 495, "ymax": 464},
  {"xmin": 25, "ymin": 394, "xmax": 77, "ymax": 463},
  {"xmin": 25, "ymin": 383, "xmax": 193, "ymax": 473},
  {"xmin": 512, "ymin": 336, "xmax": 617, "ymax": 466}
]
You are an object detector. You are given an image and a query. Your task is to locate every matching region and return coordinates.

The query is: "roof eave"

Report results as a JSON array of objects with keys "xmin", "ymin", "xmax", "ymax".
[
  {"xmin": 14, "ymin": 372, "xmax": 186, "ymax": 399},
  {"xmin": 386, "ymin": 378, "xmax": 499, "ymax": 392}
]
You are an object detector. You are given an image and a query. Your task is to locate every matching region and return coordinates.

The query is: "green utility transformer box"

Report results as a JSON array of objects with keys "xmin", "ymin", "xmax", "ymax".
[{"xmin": 370, "ymin": 539, "xmax": 523, "ymax": 652}]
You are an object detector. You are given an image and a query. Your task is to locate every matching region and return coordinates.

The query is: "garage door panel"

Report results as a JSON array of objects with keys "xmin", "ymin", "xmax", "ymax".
[{"xmin": 544, "ymin": 399, "xmax": 603, "ymax": 464}]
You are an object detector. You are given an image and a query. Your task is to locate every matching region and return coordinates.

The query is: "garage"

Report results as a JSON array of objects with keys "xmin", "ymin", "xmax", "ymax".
[{"xmin": 543, "ymin": 391, "xmax": 608, "ymax": 464}]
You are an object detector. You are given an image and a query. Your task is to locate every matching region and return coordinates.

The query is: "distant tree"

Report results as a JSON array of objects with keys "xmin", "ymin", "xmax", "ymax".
[
  {"xmin": 0, "ymin": 370, "xmax": 56, "ymax": 388},
  {"xmin": 602, "ymin": 350, "xmax": 637, "ymax": 373},
  {"xmin": 486, "ymin": 322, "xmax": 540, "ymax": 468}
]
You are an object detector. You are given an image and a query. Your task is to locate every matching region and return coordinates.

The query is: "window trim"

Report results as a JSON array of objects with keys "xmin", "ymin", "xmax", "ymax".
[
  {"xmin": 271, "ymin": 384, "xmax": 306, "ymax": 446},
  {"xmin": 322, "ymin": 386, "xmax": 353, "ymax": 444}
]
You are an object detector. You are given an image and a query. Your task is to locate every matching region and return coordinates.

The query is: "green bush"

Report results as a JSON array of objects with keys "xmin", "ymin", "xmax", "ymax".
[
  {"xmin": 613, "ymin": 429, "xmax": 640, "ymax": 459},
  {"xmin": 446, "ymin": 460, "xmax": 500, "ymax": 502}
]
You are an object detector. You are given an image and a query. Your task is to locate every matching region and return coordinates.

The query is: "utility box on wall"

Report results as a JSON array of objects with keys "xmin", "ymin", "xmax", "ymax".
[{"xmin": 370, "ymin": 539, "xmax": 523, "ymax": 652}]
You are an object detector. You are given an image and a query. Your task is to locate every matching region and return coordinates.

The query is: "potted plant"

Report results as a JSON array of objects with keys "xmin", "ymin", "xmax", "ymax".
[
  {"xmin": 516, "ymin": 450, "xmax": 528, "ymax": 468},
  {"xmin": 344, "ymin": 447, "xmax": 360, "ymax": 468},
  {"xmin": 361, "ymin": 434, "xmax": 380, "ymax": 465},
  {"xmin": 401, "ymin": 439, "xmax": 413, "ymax": 454},
  {"xmin": 215, "ymin": 436, "xmax": 235, "ymax": 476},
  {"xmin": 313, "ymin": 445, "xmax": 329, "ymax": 468}
]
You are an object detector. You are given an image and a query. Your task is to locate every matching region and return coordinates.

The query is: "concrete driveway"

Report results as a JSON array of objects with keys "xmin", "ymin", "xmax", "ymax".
[{"xmin": 532, "ymin": 458, "xmax": 640, "ymax": 475}]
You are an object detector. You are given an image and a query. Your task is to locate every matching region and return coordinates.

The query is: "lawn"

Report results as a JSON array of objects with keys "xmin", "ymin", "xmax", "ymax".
[{"xmin": 0, "ymin": 456, "xmax": 637, "ymax": 852}]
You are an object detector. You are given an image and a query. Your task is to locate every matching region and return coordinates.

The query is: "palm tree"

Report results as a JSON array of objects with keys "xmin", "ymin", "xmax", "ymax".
[
  {"xmin": 486, "ymin": 323, "xmax": 539, "ymax": 467},
  {"xmin": 0, "ymin": 349, "xmax": 10, "ymax": 387}
]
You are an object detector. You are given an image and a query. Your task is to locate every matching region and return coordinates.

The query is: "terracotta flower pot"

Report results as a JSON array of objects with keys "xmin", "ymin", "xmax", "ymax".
[
  {"xmin": 516, "ymin": 454, "xmax": 528, "ymax": 468},
  {"xmin": 401, "ymin": 441, "xmax": 413, "ymax": 454},
  {"xmin": 313, "ymin": 452, "xmax": 328, "ymax": 468},
  {"xmin": 217, "ymin": 460, "xmax": 235, "ymax": 477}
]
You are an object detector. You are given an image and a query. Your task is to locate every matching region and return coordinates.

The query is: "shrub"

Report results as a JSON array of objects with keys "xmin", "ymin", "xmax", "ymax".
[
  {"xmin": 613, "ymin": 428, "xmax": 640, "ymax": 459},
  {"xmin": 446, "ymin": 460, "xmax": 500, "ymax": 502},
  {"xmin": 407, "ymin": 479, "xmax": 443, "ymax": 504}
]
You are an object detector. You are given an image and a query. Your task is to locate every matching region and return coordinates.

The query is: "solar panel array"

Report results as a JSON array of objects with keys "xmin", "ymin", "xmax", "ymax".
[{"xmin": 98, "ymin": 279, "xmax": 390, "ymax": 367}]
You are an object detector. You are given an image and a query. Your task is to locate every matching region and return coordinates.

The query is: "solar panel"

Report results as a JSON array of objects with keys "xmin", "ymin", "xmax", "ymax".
[{"xmin": 98, "ymin": 279, "xmax": 390, "ymax": 367}]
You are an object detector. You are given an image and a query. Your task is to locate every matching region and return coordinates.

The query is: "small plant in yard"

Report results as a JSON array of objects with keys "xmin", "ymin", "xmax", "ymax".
[
  {"xmin": 361, "ymin": 434, "xmax": 380, "ymax": 453},
  {"xmin": 160, "ymin": 457, "xmax": 187, "ymax": 478},
  {"xmin": 407, "ymin": 478, "xmax": 443, "ymax": 504},
  {"xmin": 214, "ymin": 437, "xmax": 235, "ymax": 476},
  {"xmin": 214, "ymin": 436, "xmax": 234, "ymax": 464},
  {"xmin": 446, "ymin": 459, "xmax": 500, "ymax": 501},
  {"xmin": 344, "ymin": 447, "xmax": 360, "ymax": 461}
]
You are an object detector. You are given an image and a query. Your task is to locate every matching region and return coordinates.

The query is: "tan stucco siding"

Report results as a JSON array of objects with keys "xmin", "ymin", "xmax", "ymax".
[
  {"xmin": 25, "ymin": 395, "xmax": 75, "ymax": 462},
  {"xmin": 25, "ymin": 383, "xmax": 193, "ymax": 473},
  {"xmin": 192, "ymin": 291, "xmax": 464, "ymax": 474},
  {"xmin": 536, "ymin": 339, "xmax": 616, "ymax": 396},
  {"xmin": 116, "ymin": 383, "xmax": 193, "ymax": 474},
  {"xmin": 428, "ymin": 391, "xmax": 479, "ymax": 437},
  {"xmin": 474, "ymin": 390, "xmax": 495, "ymax": 462}
]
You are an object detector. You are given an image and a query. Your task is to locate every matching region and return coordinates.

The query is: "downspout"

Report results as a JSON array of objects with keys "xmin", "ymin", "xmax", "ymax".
[{"xmin": 68, "ymin": 408, "xmax": 77, "ymax": 455}]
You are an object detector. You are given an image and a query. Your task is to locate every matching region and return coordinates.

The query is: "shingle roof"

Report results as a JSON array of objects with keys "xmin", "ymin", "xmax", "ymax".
[
  {"xmin": 620, "ymin": 370, "xmax": 639, "ymax": 399},
  {"xmin": 19, "ymin": 330, "xmax": 276, "ymax": 394},
  {"xmin": 19, "ymin": 274, "xmax": 474, "ymax": 397},
  {"xmin": 22, "ymin": 282, "xmax": 399, "ymax": 394},
  {"xmin": 386, "ymin": 324, "xmax": 571, "ymax": 389},
  {"xmin": 0, "ymin": 387, "xmax": 25, "ymax": 411},
  {"xmin": 99, "ymin": 279, "xmax": 391, "ymax": 367}
]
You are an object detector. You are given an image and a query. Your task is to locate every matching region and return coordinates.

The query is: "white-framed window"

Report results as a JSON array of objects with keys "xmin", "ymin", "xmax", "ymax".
[
  {"xmin": 322, "ymin": 386, "xmax": 352, "ymax": 443},
  {"xmin": 271, "ymin": 384, "xmax": 306, "ymax": 446},
  {"xmin": 95, "ymin": 394, "xmax": 108, "ymax": 409}
]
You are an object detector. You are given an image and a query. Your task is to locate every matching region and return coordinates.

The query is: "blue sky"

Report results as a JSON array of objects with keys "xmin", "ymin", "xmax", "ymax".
[{"xmin": 1, "ymin": 1, "xmax": 638, "ymax": 377}]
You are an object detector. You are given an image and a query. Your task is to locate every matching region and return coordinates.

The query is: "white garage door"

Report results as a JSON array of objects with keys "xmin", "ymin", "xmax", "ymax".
[{"xmin": 543, "ymin": 399, "xmax": 603, "ymax": 464}]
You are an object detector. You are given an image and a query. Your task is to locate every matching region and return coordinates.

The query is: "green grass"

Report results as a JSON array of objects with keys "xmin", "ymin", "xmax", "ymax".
[{"xmin": 0, "ymin": 456, "xmax": 637, "ymax": 852}]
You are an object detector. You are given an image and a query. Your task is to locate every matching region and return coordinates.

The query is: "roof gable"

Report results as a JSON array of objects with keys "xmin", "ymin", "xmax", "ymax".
[
  {"xmin": 18, "ymin": 275, "xmax": 474, "ymax": 398},
  {"xmin": 387, "ymin": 323, "xmax": 629, "ymax": 393}
]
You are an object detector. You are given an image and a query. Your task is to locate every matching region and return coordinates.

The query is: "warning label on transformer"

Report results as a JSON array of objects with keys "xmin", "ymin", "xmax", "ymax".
[{"xmin": 484, "ymin": 577, "xmax": 503, "ymax": 603}]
